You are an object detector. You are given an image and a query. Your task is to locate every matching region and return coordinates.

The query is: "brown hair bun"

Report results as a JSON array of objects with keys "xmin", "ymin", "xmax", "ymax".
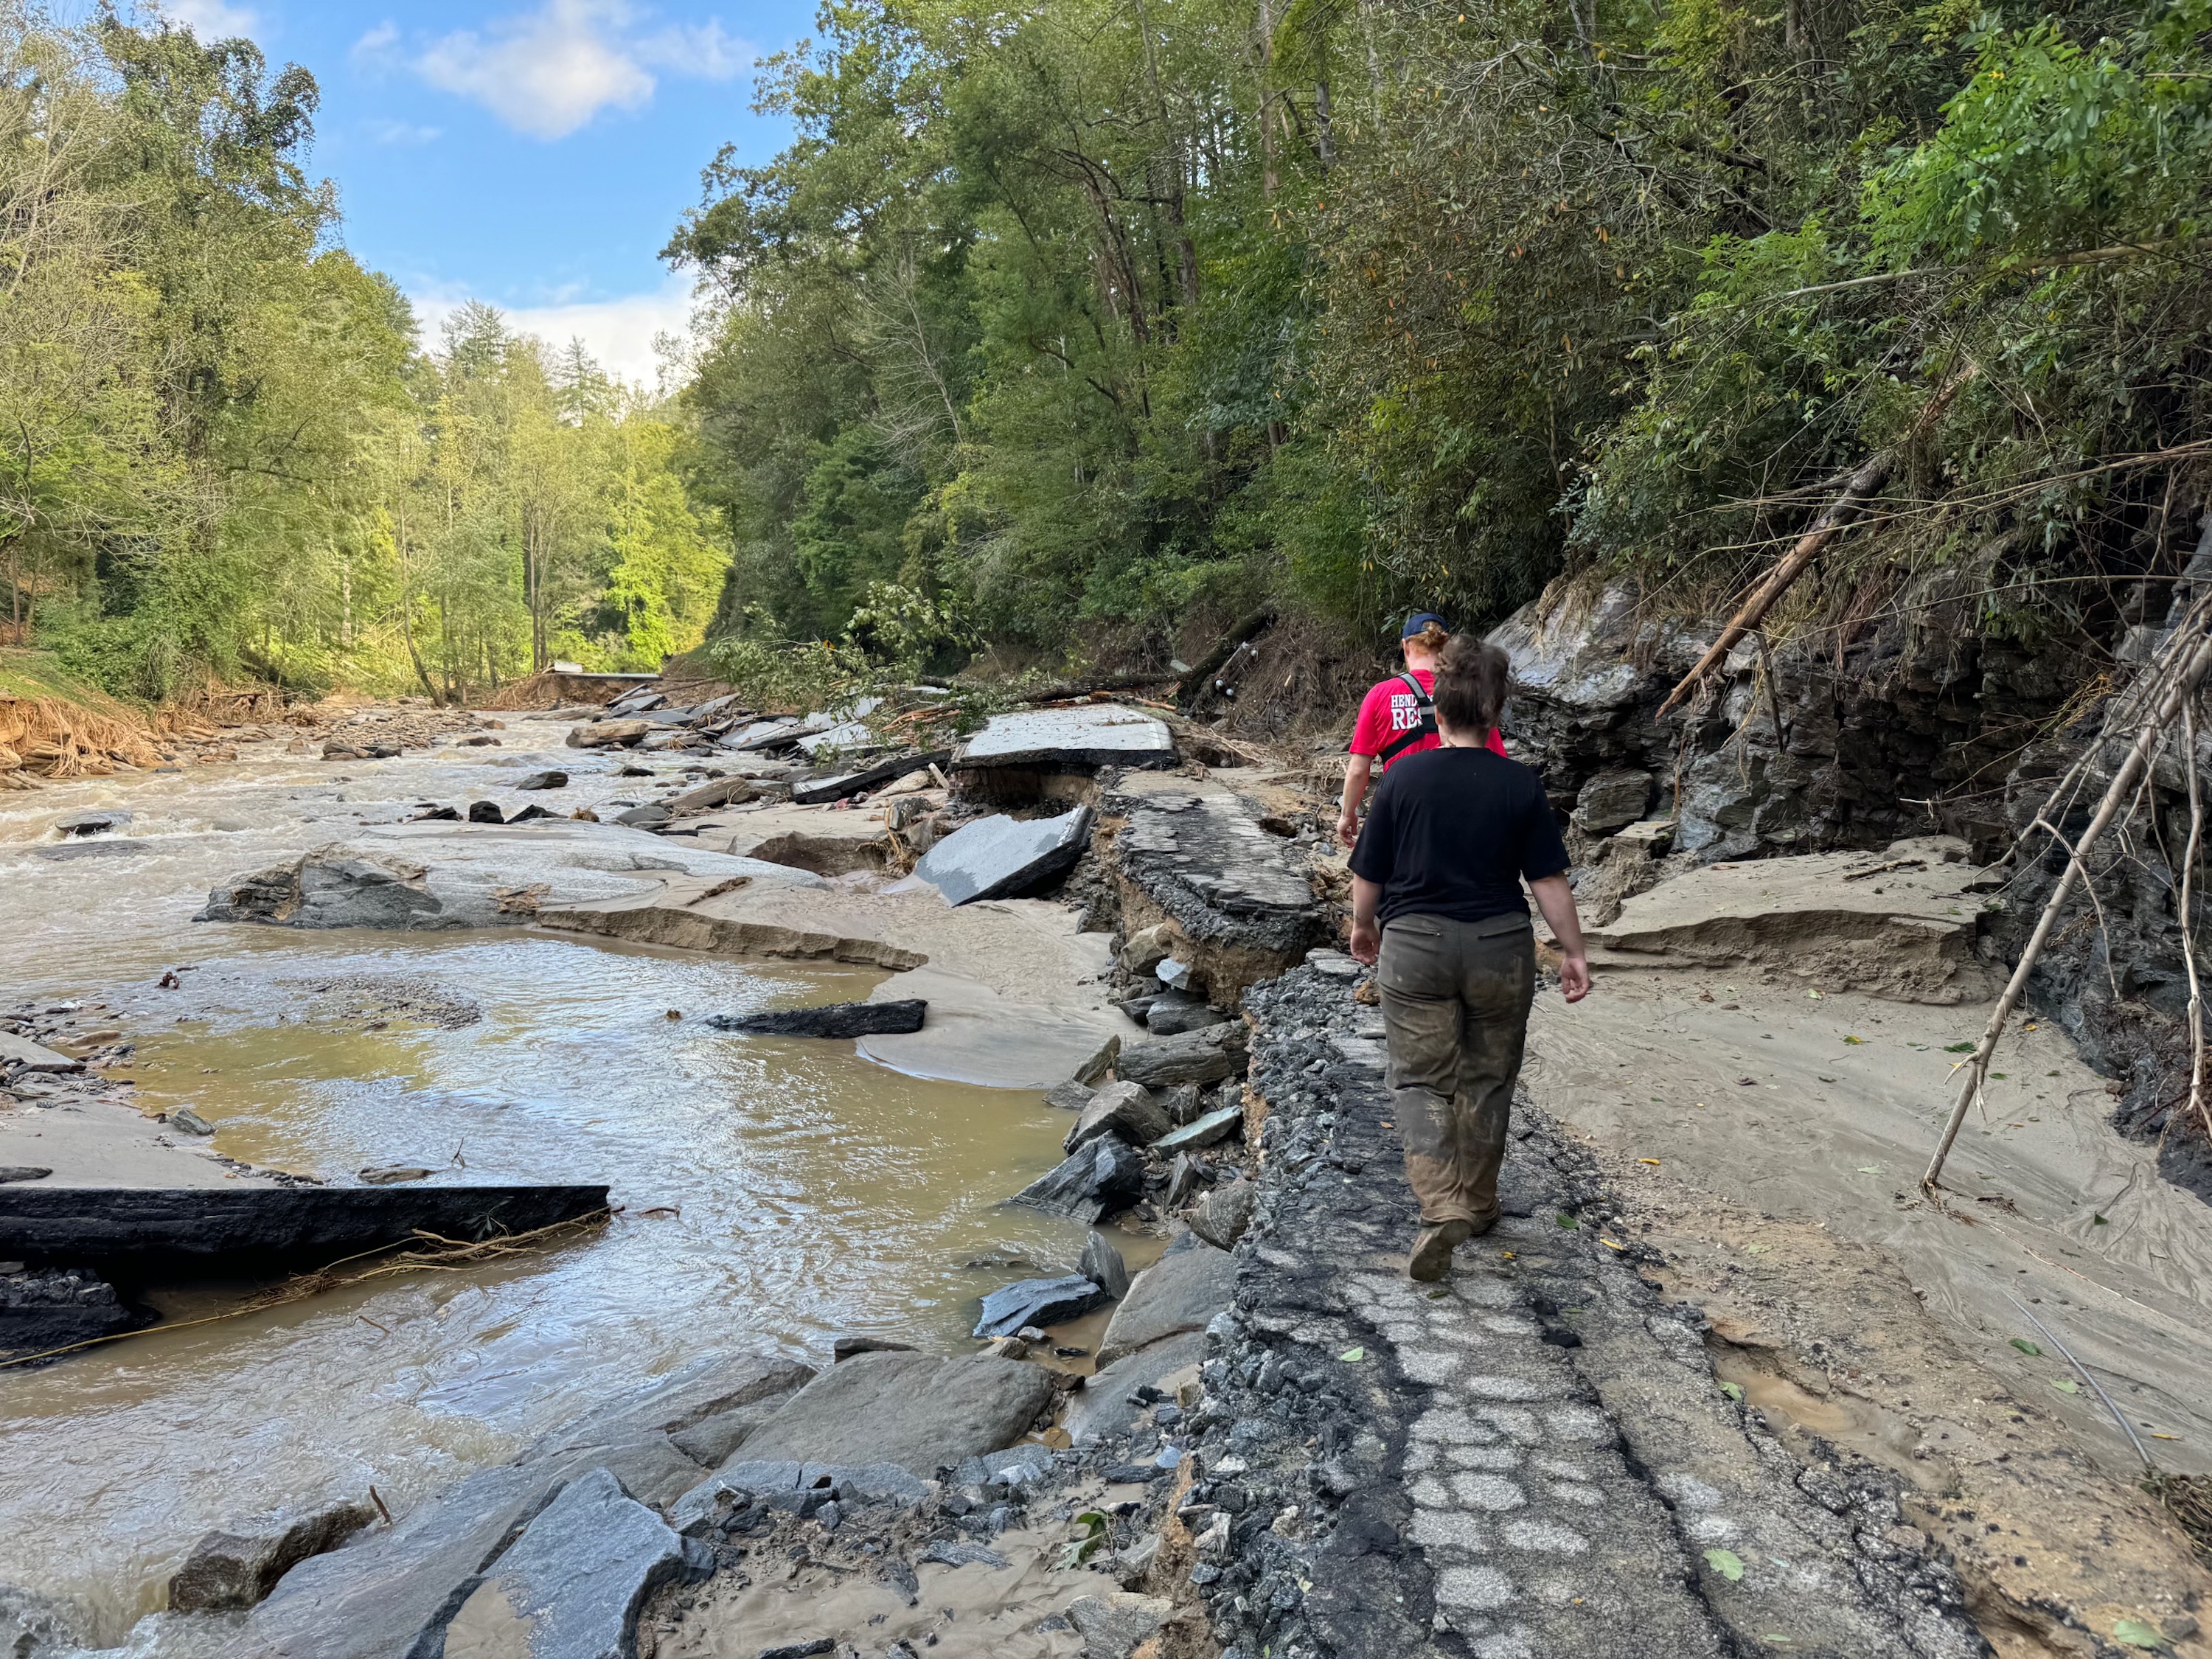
[
  {"xmin": 1406, "ymin": 620, "xmax": 1452, "ymax": 655},
  {"xmin": 1433, "ymin": 635, "xmax": 1509, "ymax": 734}
]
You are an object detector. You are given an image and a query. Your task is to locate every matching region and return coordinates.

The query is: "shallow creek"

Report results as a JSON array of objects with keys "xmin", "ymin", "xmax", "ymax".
[{"xmin": 0, "ymin": 718, "xmax": 1109, "ymax": 1643}]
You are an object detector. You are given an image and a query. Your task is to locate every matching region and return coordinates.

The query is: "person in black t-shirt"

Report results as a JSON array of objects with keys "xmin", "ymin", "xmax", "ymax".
[{"xmin": 1346, "ymin": 634, "xmax": 1591, "ymax": 1280}]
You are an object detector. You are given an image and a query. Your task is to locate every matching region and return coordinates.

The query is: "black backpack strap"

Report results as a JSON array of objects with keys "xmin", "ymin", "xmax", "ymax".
[{"xmin": 1374, "ymin": 672, "xmax": 1436, "ymax": 763}]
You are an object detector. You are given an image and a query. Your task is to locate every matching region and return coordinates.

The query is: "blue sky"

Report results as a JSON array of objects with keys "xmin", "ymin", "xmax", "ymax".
[{"xmin": 133, "ymin": 0, "xmax": 815, "ymax": 382}]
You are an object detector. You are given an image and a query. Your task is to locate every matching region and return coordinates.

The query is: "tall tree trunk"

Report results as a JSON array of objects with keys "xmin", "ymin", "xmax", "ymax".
[{"xmin": 1314, "ymin": 75, "xmax": 1335, "ymax": 169}]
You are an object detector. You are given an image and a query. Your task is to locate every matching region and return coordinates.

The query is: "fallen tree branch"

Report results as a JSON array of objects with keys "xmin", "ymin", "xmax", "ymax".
[
  {"xmin": 2184, "ymin": 703, "xmax": 2211, "ymax": 1147},
  {"xmin": 1926, "ymin": 606, "xmax": 2212, "ymax": 1189},
  {"xmin": 1012, "ymin": 670, "xmax": 1184, "ymax": 703},
  {"xmin": 1658, "ymin": 453, "xmax": 1893, "ymax": 717}
]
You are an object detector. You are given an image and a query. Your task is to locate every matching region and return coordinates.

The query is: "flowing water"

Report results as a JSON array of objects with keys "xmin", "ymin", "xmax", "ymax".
[{"xmin": 0, "ymin": 717, "xmax": 1105, "ymax": 1644}]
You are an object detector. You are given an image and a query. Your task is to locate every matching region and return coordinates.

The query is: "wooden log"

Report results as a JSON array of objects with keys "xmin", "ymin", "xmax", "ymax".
[{"xmin": 1658, "ymin": 452, "xmax": 1892, "ymax": 717}]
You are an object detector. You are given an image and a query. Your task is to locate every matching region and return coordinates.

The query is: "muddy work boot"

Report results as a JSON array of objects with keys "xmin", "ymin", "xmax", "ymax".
[{"xmin": 1407, "ymin": 1218, "xmax": 1474, "ymax": 1281}]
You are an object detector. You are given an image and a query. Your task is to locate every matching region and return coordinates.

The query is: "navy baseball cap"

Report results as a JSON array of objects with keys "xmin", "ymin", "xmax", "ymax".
[{"xmin": 1401, "ymin": 612, "xmax": 1450, "ymax": 639}]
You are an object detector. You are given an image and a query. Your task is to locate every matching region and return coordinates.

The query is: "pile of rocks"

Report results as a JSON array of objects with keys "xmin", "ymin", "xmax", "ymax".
[{"xmin": 319, "ymin": 705, "xmax": 485, "ymax": 760}]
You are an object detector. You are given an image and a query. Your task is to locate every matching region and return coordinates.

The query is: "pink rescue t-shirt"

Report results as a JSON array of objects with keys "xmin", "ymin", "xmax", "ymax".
[{"xmin": 1348, "ymin": 668, "xmax": 1507, "ymax": 771}]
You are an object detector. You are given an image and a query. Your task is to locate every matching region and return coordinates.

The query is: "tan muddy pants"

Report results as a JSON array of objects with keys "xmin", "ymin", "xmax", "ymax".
[{"xmin": 1377, "ymin": 911, "xmax": 1537, "ymax": 1227}]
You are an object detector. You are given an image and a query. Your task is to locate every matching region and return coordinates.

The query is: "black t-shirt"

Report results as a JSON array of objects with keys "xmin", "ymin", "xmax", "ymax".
[{"xmin": 1348, "ymin": 745, "xmax": 1570, "ymax": 925}]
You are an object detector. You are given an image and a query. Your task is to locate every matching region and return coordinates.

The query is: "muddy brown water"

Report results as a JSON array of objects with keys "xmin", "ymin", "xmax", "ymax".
[{"xmin": 0, "ymin": 720, "xmax": 1120, "ymax": 1644}]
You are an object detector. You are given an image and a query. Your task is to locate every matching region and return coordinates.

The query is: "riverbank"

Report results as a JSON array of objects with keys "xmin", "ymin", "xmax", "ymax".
[{"xmin": 7, "ymin": 676, "xmax": 2212, "ymax": 1659}]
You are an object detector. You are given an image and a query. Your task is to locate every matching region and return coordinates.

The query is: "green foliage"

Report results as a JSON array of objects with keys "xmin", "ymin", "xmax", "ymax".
[
  {"xmin": 674, "ymin": 0, "xmax": 2212, "ymax": 667},
  {"xmin": 1, "ymin": 13, "xmax": 729, "ymax": 703}
]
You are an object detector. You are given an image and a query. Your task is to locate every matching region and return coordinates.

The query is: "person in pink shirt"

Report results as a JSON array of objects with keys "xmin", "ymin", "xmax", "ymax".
[{"xmin": 1336, "ymin": 613, "xmax": 1506, "ymax": 847}]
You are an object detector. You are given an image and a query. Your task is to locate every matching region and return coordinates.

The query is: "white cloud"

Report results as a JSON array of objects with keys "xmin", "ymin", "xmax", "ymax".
[
  {"xmin": 352, "ymin": 21, "xmax": 401, "ymax": 67},
  {"xmin": 161, "ymin": 0, "xmax": 258, "ymax": 38},
  {"xmin": 411, "ymin": 279, "xmax": 695, "ymax": 389},
  {"xmin": 409, "ymin": 1, "xmax": 752, "ymax": 142}
]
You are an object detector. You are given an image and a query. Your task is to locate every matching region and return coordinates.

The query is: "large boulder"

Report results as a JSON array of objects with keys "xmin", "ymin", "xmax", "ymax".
[
  {"xmin": 1008, "ymin": 1137, "xmax": 1147, "ymax": 1223},
  {"xmin": 1189, "ymin": 1178, "xmax": 1257, "ymax": 1250},
  {"xmin": 1116, "ymin": 1022, "xmax": 1248, "ymax": 1088},
  {"xmin": 1064, "ymin": 1081, "xmax": 1171, "ymax": 1153},
  {"xmin": 440, "ymin": 1468, "xmax": 705, "ymax": 1659},
  {"xmin": 170, "ymin": 1500, "xmax": 378, "ymax": 1612},
  {"xmin": 912, "ymin": 805, "xmax": 1093, "ymax": 905},
  {"xmin": 1152, "ymin": 1103, "xmax": 1242, "ymax": 1155},
  {"xmin": 727, "ymin": 1350, "xmax": 1057, "ymax": 1477},
  {"xmin": 524, "ymin": 1354, "xmax": 815, "ymax": 1463},
  {"xmin": 1573, "ymin": 769, "xmax": 1656, "ymax": 835},
  {"xmin": 1095, "ymin": 1239, "xmax": 1237, "ymax": 1366},
  {"xmin": 246, "ymin": 1464, "xmax": 563, "ymax": 1659}
]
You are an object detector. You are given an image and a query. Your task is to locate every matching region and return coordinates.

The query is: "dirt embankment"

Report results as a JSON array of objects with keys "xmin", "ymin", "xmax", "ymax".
[{"xmin": 0, "ymin": 653, "xmax": 163, "ymax": 789}]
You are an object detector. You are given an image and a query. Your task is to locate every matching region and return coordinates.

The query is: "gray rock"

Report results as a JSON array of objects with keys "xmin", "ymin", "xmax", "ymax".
[
  {"xmin": 830, "ymin": 1335, "xmax": 917, "ymax": 1363},
  {"xmin": 613, "ymin": 804, "xmax": 671, "ymax": 829},
  {"xmin": 668, "ymin": 776, "xmax": 754, "ymax": 813},
  {"xmin": 246, "ymin": 1463, "xmax": 565, "ymax": 1659},
  {"xmin": 1575, "ymin": 768, "xmax": 1656, "ymax": 834},
  {"xmin": 0, "ymin": 1167, "xmax": 51, "ymax": 1184},
  {"xmin": 567, "ymin": 720, "xmax": 652, "ymax": 748},
  {"xmin": 731, "ymin": 1350, "xmax": 1057, "ymax": 1476},
  {"xmin": 667, "ymin": 1402, "xmax": 781, "ymax": 1468},
  {"xmin": 515, "ymin": 771, "xmax": 568, "ymax": 790},
  {"xmin": 1007, "ymin": 1136, "xmax": 1147, "ymax": 1223},
  {"xmin": 442, "ymin": 1467, "xmax": 703, "ymax": 1659},
  {"xmin": 1079, "ymin": 1231, "xmax": 1130, "ymax": 1299},
  {"xmin": 538, "ymin": 1432, "xmax": 708, "ymax": 1510},
  {"xmin": 170, "ymin": 1501, "xmax": 378, "ymax": 1612},
  {"xmin": 170, "ymin": 1106, "xmax": 215, "ymax": 1136},
  {"xmin": 1145, "ymin": 990, "xmax": 1220, "ymax": 1035},
  {"xmin": 912, "ymin": 805, "xmax": 1093, "ymax": 905},
  {"xmin": 0, "ymin": 1583, "xmax": 78, "ymax": 1659},
  {"xmin": 526, "ymin": 1354, "xmax": 814, "ymax": 1462},
  {"xmin": 1158, "ymin": 1084, "xmax": 1206, "ymax": 1125},
  {"xmin": 1066, "ymin": 1590, "xmax": 1175, "ymax": 1659},
  {"xmin": 705, "ymin": 1000, "xmax": 926, "ymax": 1039},
  {"xmin": 950, "ymin": 1442, "xmax": 1054, "ymax": 1492},
  {"xmin": 1064, "ymin": 1081, "xmax": 1171, "ymax": 1153},
  {"xmin": 1116, "ymin": 1023, "xmax": 1248, "ymax": 1089},
  {"xmin": 55, "ymin": 810, "xmax": 130, "ymax": 837},
  {"xmin": 951, "ymin": 705, "xmax": 1175, "ymax": 771},
  {"xmin": 1064, "ymin": 1332, "xmax": 1208, "ymax": 1444},
  {"xmin": 1071, "ymin": 1036, "xmax": 1119, "ymax": 1087},
  {"xmin": 196, "ymin": 848, "xmax": 445, "ymax": 930},
  {"xmin": 466, "ymin": 801, "xmax": 504, "ymax": 824},
  {"xmin": 1164, "ymin": 1153, "xmax": 1206, "ymax": 1211},
  {"xmin": 1096, "ymin": 1240, "xmax": 1237, "ymax": 1366},
  {"xmin": 1152, "ymin": 1104, "xmax": 1242, "ymax": 1155},
  {"xmin": 1118, "ymin": 924, "xmax": 1179, "ymax": 978},
  {"xmin": 1043, "ymin": 1079, "xmax": 1096, "ymax": 1113},
  {"xmin": 973, "ymin": 1274, "xmax": 1105, "ymax": 1338},
  {"xmin": 1188, "ymin": 1178, "xmax": 1256, "ymax": 1250}
]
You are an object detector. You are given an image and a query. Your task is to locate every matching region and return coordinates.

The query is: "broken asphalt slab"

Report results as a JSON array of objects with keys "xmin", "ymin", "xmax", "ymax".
[
  {"xmin": 950, "ymin": 704, "xmax": 1176, "ymax": 771},
  {"xmin": 910, "ymin": 804, "xmax": 1093, "ymax": 906}
]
